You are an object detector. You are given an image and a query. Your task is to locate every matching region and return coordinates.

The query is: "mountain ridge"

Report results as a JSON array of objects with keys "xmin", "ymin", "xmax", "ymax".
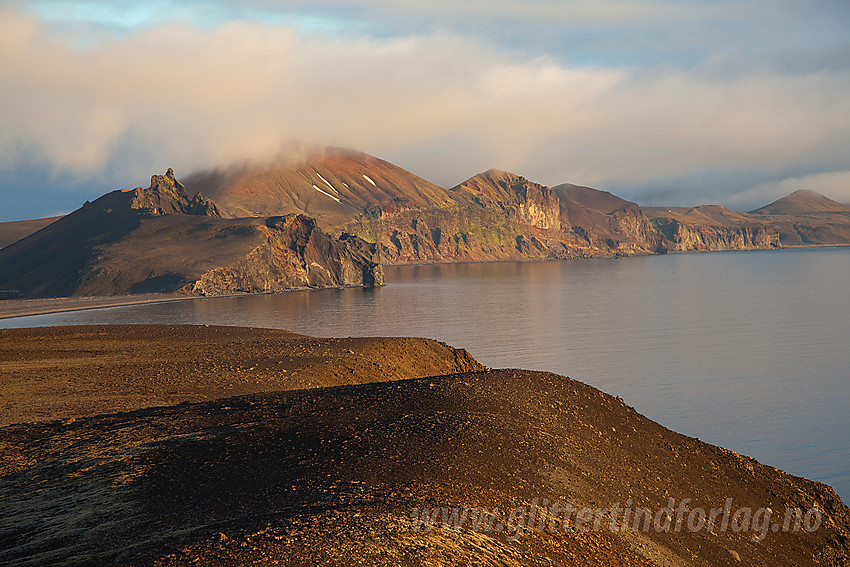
[{"xmin": 1, "ymin": 147, "xmax": 849, "ymax": 297}]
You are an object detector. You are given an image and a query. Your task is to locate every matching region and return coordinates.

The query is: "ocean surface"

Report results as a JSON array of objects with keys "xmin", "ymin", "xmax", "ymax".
[{"xmin": 3, "ymin": 247, "xmax": 849, "ymax": 501}]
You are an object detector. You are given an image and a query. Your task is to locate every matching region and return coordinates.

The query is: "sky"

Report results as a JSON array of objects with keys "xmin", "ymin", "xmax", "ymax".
[{"xmin": 1, "ymin": 0, "xmax": 849, "ymax": 221}]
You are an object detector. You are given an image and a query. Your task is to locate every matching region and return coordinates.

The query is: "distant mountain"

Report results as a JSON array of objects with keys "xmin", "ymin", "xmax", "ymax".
[
  {"xmin": 750, "ymin": 189, "xmax": 850, "ymax": 215},
  {"xmin": 642, "ymin": 204, "xmax": 753, "ymax": 226},
  {"xmin": 0, "ymin": 169, "xmax": 381, "ymax": 297},
  {"xmin": 155, "ymin": 148, "xmax": 850, "ymax": 260},
  {"xmin": 183, "ymin": 145, "xmax": 454, "ymax": 227},
  {"xmin": 644, "ymin": 189, "xmax": 850, "ymax": 247}
]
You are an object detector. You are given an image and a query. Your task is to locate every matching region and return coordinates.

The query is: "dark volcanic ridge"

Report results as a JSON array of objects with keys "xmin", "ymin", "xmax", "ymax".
[
  {"xmin": 0, "ymin": 326, "xmax": 847, "ymax": 566},
  {"xmin": 1, "ymin": 146, "xmax": 849, "ymax": 299}
]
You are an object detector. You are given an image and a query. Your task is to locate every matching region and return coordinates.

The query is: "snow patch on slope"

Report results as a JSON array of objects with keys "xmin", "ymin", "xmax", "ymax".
[
  {"xmin": 315, "ymin": 172, "xmax": 339, "ymax": 194},
  {"xmin": 312, "ymin": 184, "xmax": 341, "ymax": 203}
]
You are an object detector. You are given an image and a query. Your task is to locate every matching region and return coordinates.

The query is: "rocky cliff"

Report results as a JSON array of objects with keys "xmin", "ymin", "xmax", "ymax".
[
  {"xmin": 344, "ymin": 172, "xmax": 665, "ymax": 264},
  {"xmin": 554, "ymin": 183, "xmax": 665, "ymax": 255},
  {"xmin": 174, "ymin": 147, "xmax": 850, "ymax": 264},
  {"xmin": 182, "ymin": 215, "xmax": 383, "ymax": 296},
  {"xmin": 653, "ymin": 218, "xmax": 782, "ymax": 252}
]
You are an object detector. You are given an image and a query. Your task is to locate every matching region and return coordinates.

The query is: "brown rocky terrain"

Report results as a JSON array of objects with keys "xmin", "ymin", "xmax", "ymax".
[
  {"xmin": 0, "ymin": 171, "xmax": 382, "ymax": 297},
  {"xmin": 0, "ymin": 217, "xmax": 62, "ymax": 251},
  {"xmin": 0, "ymin": 325, "xmax": 483, "ymax": 426},
  {"xmin": 0, "ymin": 325, "xmax": 848, "ymax": 566}
]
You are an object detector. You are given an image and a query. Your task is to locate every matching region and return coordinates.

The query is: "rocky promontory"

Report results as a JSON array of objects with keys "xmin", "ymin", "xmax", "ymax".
[
  {"xmin": 0, "ymin": 170, "xmax": 382, "ymax": 297},
  {"xmin": 181, "ymin": 214, "xmax": 383, "ymax": 296}
]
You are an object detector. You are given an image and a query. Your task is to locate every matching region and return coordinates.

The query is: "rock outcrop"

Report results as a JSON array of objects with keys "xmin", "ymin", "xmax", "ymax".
[
  {"xmin": 182, "ymin": 215, "xmax": 383, "ymax": 296},
  {"xmin": 127, "ymin": 168, "xmax": 221, "ymax": 217}
]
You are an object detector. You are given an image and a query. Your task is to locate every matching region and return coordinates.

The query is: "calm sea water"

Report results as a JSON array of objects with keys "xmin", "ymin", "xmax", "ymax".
[{"xmin": 3, "ymin": 248, "xmax": 849, "ymax": 501}]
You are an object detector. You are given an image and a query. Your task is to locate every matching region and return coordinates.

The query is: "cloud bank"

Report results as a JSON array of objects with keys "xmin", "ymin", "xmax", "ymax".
[{"xmin": 1, "ymin": 2, "xmax": 849, "ymax": 220}]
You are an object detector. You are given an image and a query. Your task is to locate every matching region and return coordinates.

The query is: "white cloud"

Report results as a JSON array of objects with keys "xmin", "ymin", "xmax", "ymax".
[{"xmin": 1, "ymin": 5, "xmax": 849, "ymax": 206}]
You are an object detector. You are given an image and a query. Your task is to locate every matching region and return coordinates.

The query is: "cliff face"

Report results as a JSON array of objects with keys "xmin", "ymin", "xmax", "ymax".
[
  {"xmin": 182, "ymin": 214, "xmax": 382, "ymax": 296},
  {"xmin": 645, "ymin": 195, "xmax": 850, "ymax": 249},
  {"xmin": 348, "ymin": 207, "xmax": 557, "ymax": 265},
  {"xmin": 768, "ymin": 215, "xmax": 850, "ymax": 246},
  {"xmin": 171, "ymin": 147, "xmax": 850, "ymax": 265},
  {"xmin": 7, "ymin": 151, "xmax": 850, "ymax": 299},
  {"xmin": 654, "ymin": 218, "xmax": 782, "ymax": 252}
]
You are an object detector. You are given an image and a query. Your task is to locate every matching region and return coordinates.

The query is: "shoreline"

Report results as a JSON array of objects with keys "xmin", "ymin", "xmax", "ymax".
[
  {"xmin": 0, "ymin": 293, "xmax": 198, "ymax": 320},
  {"xmin": 2, "ymin": 244, "xmax": 849, "ymax": 321}
]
